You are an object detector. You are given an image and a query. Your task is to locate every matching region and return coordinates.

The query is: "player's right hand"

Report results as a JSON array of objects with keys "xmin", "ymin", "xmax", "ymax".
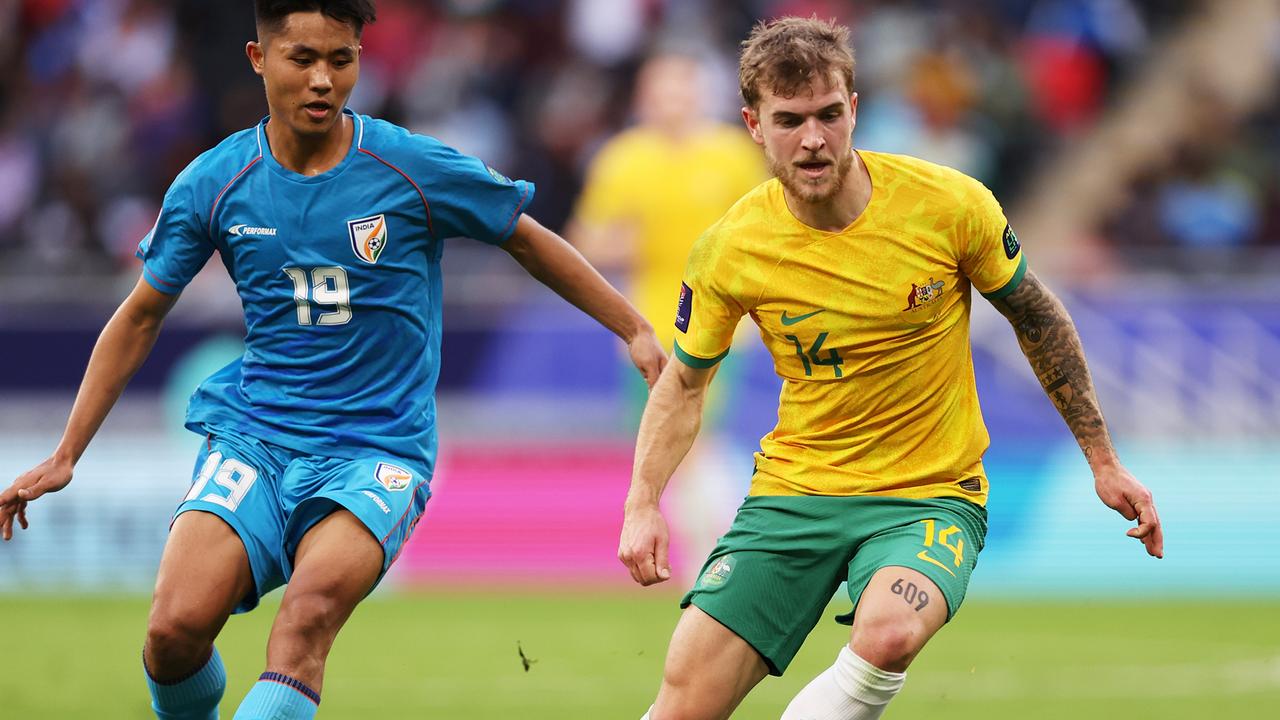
[
  {"xmin": 618, "ymin": 504, "xmax": 671, "ymax": 586},
  {"xmin": 0, "ymin": 455, "xmax": 74, "ymax": 541}
]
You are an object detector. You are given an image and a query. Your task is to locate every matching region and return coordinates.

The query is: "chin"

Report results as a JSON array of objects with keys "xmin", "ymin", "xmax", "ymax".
[
  {"xmin": 784, "ymin": 176, "xmax": 837, "ymax": 204},
  {"xmin": 294, "ymin": 118, "xmax": 338, "ymax": 136}
]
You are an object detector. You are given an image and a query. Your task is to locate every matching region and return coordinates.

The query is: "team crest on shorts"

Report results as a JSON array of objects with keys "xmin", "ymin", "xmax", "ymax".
[
  {"xmin": 701, "ymin": 554, "xmax": 735, "ymax": 587},
  {"xmin": 374, "ymin": 462, "xmax": 412, "ymax": 491},
  {"xmin": 348, "ymin": 214, "xmax": 389, "ymax": 264}
]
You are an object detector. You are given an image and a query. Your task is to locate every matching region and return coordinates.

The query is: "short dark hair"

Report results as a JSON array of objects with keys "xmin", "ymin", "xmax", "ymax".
[
  {"xmin": 739, "ymin": 16, "xmax": 855, "ymax": 109},
  {"xmin": 254, "ymin": 0, "xmax": 377, "ymax": 37}
]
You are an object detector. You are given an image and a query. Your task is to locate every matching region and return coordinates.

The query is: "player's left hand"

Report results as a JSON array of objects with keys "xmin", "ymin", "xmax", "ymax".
[
  {"xmin": 1094, "ymin": 465, "xmax": 1163, "ymax": 559},
  {"xmin": 627, "ymin": 327, "xmax": 667, "ymax": 390}
]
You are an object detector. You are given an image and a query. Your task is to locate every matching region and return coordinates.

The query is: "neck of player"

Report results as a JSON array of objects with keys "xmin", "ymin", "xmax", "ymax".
[
  {"xmin": 266, "ymin": 113, "xmax": 352, "ymax": 176},
  {"xmin": 786, "ymin": 149, "xmax": 872, "ymax": 232}
]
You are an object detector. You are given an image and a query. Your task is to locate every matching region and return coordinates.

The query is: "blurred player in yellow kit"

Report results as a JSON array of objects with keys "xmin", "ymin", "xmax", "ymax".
[
  {"xmin": 570, "ymin": 50, "xmax": 766, "ymax": 578},
  {"xmin": 618, "ymin": 17, "xmax": 1164, "ymax": 720}
]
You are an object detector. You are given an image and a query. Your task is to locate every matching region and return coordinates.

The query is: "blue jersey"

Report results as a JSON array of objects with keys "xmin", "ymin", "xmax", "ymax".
[{"xmin": 137, "ymin": 110, "xmax": 534, "ymax": 466}]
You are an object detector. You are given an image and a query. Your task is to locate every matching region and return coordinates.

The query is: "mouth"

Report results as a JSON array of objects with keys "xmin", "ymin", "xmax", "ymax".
[
  {"xmin": 795, "ymin": 160, "xmax": 830, "ymax": 180},
  {"xmin": 302, "ymin": 101, "xmax": 333, "ymax": 120}
]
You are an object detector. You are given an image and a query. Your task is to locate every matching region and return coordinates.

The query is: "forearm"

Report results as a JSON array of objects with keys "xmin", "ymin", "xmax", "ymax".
[
  {"xmin": 992, "ymin": 273, "xmax": 1117, "ymax": 470},
  {"xmin": 625, "ymin": 366, "xmax": 707, "ymax": 510},
  {"xmin": 506, "ymin": 215, "xmax": 652, "ymax": 342},
  {"xmin": 55, "ymin": 297, "xmax": 168, "ymax": 464}
]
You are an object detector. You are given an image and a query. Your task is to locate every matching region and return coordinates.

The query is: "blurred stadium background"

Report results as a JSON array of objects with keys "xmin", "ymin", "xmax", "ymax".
[{"xmin": 1, "ymin": 0, "xmax": 1278, "ymax": 717}]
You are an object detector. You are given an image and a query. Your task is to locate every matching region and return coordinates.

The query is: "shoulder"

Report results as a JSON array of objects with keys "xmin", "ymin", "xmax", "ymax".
[
  {"xmin": 708, "ymin": 178, "xmax": 782, "ymax": 242},
  {"xmin": 689, "ymin": 179, "xmax": 777, "ymax": 263},
  {"xmin": 167, "ymin": 124, "xmax": 264, "ymax": 204},
  {"xmin": 356, "ymin": 115, "xmax": 482, "ymax": 174},
  {"xmin": 863, "ymin": 149, "xmax": 993, "ymax": 207}
]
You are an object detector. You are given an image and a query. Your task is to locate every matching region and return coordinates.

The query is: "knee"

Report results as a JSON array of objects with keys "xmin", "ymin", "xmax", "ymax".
[
  {"xmin": 145, "ymin": 607, "xmax": 216, "ymax": 664},
  {"xmin": 652, "ymin": 665, "xmax": 725, "ymax": 720},
  {"xmin": 851, "ymin": 615, "xmax": 927, "ymax": 672}
]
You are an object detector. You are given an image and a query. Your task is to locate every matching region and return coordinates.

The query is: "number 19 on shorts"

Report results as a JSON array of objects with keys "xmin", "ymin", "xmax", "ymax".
[{"xmin": 185, "ymin": 451, "xmax": 258, "ymax": 512}]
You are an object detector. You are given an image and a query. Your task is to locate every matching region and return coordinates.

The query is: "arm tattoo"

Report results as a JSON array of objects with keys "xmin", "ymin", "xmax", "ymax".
[{"xmin": 989, "ymin": 271, "xmax": 1113, "ymax": 461}]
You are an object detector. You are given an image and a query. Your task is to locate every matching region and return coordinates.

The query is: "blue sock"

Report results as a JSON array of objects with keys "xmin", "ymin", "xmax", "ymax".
[
  {"xmin": 232, "ymin": 672, "xmax": 320, "ymax": 720},
  {"xmin": 144, "ymin": 645, "xmax": 226, "ymax": 720}
]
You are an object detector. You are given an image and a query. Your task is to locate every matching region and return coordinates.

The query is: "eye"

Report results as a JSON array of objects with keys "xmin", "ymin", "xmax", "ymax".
[{"xmin": 291, "ymin": 57, "xmax": 312, "ymax": 67}]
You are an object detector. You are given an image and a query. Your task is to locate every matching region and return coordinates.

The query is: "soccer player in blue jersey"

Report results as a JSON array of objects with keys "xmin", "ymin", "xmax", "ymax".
[{"xmin": 0, "ymin": 1, "xmax": 665, "ymax": 717}]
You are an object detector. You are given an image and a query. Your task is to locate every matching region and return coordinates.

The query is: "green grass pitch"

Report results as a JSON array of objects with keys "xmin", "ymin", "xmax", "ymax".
[{"xmin": 1, "ymin": 592, "xmax": 1276, "ymax": 718}]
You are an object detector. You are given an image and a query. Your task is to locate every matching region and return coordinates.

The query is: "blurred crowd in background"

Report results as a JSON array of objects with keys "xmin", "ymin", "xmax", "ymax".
[
  {"xmin": 1, "ymin": 0, "xmax": 1277, "ymax": 600},
  {"xmin": 2, "ymin": 0, "xmax": 1277, "ymax": 298}
]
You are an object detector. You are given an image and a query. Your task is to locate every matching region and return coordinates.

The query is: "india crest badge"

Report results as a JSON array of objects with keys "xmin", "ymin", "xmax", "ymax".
[
  {"xmin": 348, "ymin": 214, "xmax": 388, "ymax": 264},
  {"xmin": 374, "ymin": 462, "xmax": 412, "ymax": 492}
]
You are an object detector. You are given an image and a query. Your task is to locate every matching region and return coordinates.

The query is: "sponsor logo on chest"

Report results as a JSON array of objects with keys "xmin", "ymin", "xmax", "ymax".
[
  {"xmin": 229, "ymin": 223, "xmax": 278, "ymax": 237},
  {"xmin": 348, "ymin": 214, "xmax": 389, "ymax": 264}
]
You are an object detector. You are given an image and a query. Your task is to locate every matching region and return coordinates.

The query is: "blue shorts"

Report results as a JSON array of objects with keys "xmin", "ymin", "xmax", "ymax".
[{"xmin": 175, "ymin": 430, "xmax": 432, "ymax": 613}]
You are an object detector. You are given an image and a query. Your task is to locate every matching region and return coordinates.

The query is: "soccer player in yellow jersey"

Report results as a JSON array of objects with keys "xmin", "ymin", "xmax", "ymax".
[
  {"xmin": 569, "ymin": 51, "xmax": 766, "ymax": 353},
  {"xmin": 618, "ymin": 17, "xmax": 1164, "ymax": 720}
]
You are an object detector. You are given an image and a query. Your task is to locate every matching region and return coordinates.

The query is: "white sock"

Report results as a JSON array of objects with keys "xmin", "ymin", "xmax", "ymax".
[
  {"xmin": 640, "ymin": 705, "xmax": 652, "ymax": 719},
  {"xmin": 780, "ymin": 646, "xmax": 906, "ymax": 720}
]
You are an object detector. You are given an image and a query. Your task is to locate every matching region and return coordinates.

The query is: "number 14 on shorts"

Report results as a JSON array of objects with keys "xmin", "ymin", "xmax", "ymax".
[{"xmin": 917, "ymin": 518, "xmax": 964, "ymax": 577}]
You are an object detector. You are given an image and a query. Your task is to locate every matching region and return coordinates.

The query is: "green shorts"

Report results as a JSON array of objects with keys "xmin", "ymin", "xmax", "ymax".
[{"xmin": 680, "ymin": 495, "xmax": 987, "ymax": 675}]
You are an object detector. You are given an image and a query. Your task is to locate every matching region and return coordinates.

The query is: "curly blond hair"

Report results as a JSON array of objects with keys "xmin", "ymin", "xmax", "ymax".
[{"xmin": 739, "ymin": 16, "xmax": 855, "ymax": 109}]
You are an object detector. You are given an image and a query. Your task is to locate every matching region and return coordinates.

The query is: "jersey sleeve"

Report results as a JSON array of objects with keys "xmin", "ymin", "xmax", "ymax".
[
  {"xmin": 957, "ymin": 178, "xmax": 1027, "ymax": 300},
  {"xmin": 418, "ymin": 139, "xmax": 535, "ymax": 246},
  {"xmin": 135, "ymin": 171, "xmax": 215, "ymax": 295},
  {"xmin": 671, "ymin": 231, "xmax": 745, "ymax": 369}
]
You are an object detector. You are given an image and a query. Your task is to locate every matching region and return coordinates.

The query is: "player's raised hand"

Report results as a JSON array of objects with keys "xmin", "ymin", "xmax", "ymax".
[
  {"xmin": 1094, "ymin": 464, "xmax": 1163, "ymax": 559},
  {"xmin": 618, "ymin": 503, "xmax": 671, "ymax": 586},
  {"xmin": 627, "ymin": 329, "xmax": 667, "ymax": 390},
  {"xmin": 0, "ymin": 455, "xmax": 74, "ymax": 541}
]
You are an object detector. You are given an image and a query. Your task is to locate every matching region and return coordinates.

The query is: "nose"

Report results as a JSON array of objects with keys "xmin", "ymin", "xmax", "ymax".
[
  {"xmin": 800, "ymin": 118, "xmax": 825, "ymax": 153},
  {"xmin": 309, "ymin": 63, "xmax": 333, "ymax": 95}
]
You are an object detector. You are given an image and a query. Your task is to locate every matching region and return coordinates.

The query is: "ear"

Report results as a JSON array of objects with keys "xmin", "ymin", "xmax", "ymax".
[
  {"xmin": 742, "ymin": 106, "xmax": 764, "ymax": 146},
  {"xmin": 246, "ymin": 41, "xmax": 265, "ymax": 77},
  {"xmin": 849, "ymin": 91, "xmax": 858, "ymax": 133}
]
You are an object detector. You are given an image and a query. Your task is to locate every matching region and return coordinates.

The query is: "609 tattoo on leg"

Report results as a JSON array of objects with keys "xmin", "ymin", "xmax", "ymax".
[{"xmin": 891, "ymin": 577, "xmax": 929, "ymax": 611}]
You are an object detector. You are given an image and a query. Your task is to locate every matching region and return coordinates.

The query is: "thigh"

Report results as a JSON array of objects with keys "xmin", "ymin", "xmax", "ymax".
[
  {"xmin": 281, "ymin": 456, "xmax": 431, "ymax": 588},
  {"xmin": 838, "ymin": 498, "xmax": 987, "ymax": 625},
  {"xmin": 176, "ymin": 432, "xmax": 290, "ymax": 612},
  {"xmin": 280, "ymin": 509, "xmax": 384, "ymax": 616},
  {"xmin": 266, "ymin": 511, "xmax": 386, "ymax": 692},
  {"xmin": 847, "ymin": 565, "xmax": 949, "ymax": 670},
  {"xmin": 680, "ymin": 497, "xmax": 851, "ymax": 675},
  {"xmin": 653, "ymin": 604, "xmax": 769, "ymax": 720},
  {"xmin": 149, "ymin": 510, "xmax": 254, "ymax": 637}
]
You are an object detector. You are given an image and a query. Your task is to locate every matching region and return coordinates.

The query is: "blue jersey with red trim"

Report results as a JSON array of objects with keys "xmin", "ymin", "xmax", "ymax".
[{"xmin": 137, "ymin": 110, "xmax": 534, "ymax": 466}]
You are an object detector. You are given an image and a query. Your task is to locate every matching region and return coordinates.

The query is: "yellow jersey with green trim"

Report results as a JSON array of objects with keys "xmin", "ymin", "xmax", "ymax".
[
  {"xmin": 672, "ymin": 150, "xmax": 1026, "ymax": 504},
  {"xmin": 574, "ymin": 124, "xmax": 766, "ymax": 348}
]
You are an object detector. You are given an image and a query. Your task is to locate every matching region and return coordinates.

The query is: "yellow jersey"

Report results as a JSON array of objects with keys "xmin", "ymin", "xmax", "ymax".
[
  {"xmin": 672, "ymin": 150, "xmax": 1027, "ymax": 504},
  {"xmin": 574, "ymin": 124, "xmax": 766, "ymax": 348}
]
